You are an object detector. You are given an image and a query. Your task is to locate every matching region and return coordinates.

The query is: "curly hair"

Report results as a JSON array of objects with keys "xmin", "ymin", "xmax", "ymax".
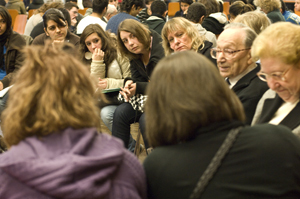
[
  {"xmin": 254, "ymin": 0, "xmax": 281, "ymax": 13},
  {"xmin": 80, "ymin": 24, "xmax": 117, "ymax": 71},
  {"xmin": 161, "ymin": 17, "xmax": 205, "ymax": 56},
  {"xmin": 2, "ymin": 42, "xmax": 102, "ymax": 147},
  {"xmin": 120, "ymin": 0, "xmax": 145, "ymax": 13}
]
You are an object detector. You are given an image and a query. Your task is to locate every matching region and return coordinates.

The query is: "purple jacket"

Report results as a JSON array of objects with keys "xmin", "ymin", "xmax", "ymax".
[{"xmin": 0, "ymin": 128, "xmax": 147, "ymax": 199}]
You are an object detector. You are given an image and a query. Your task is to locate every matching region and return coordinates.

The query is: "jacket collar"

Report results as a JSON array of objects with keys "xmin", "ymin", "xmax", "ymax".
[{"xmin": 232, "ymin": 64, "xmax": 260, "ymax": 92}]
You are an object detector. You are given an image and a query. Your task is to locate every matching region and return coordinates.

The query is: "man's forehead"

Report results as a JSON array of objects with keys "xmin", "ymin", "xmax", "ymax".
[{"xmin": 217, "ymin": 28, "xmax": 245, "ymax": 47}]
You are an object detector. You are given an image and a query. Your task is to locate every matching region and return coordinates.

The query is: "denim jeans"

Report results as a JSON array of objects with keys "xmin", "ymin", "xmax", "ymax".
[{"xmin": 112, "ymin": 102, "xmax": 143, "ymax": 148}]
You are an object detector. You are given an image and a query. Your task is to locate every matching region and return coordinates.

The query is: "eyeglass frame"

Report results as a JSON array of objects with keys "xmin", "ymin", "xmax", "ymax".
[
  {"xmin": 210, "ymin": 48, "xmax": 251, "ymax": 60},
  {"xmin": 257, "ymin": 66, "xmax": 291, "ymax": 82}
]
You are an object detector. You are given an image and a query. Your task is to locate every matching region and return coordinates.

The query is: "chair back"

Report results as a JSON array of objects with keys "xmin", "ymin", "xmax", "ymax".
[
  {"xmin": 168, "ymin": 2, "xmax": 180, "ymax": 17},
  {"xmin": 78, "ymin": 7, "xmax": 88, "ymax": 15},
  {"xmin": 223, "ymin": 2, "xmax": 230, "ymax": 20},
  {"xmin": 28, "ymin": 9, "xmax": 36, "ymax": 19},
  {"xmin": 8, "ymin": 9, "xmax": 18, "ymax": 27},
  {"xmin": 13, "ymin": 14, "xmax": 27, "ymax": 34}
]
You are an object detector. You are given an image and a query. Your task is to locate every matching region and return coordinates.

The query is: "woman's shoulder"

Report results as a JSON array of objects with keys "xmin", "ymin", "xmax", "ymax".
[{"xmin": 8, "ymin": 31, "xmax": 26, "ymax": 47}]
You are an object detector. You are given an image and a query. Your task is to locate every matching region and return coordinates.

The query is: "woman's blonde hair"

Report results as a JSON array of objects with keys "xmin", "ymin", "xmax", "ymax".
[
  {"xmin": 2, "ymin": 42, "xmax": 102, "ymax": 147},
  {"xmin": 234, "ymin": 10, "xmax": 271, "ymax": 34},
  {"xmin": 254, "ymin": 0, "xmax": 281, "ymax": 13},
  {"xmin": 146, "ymin": 51, "xmax": 245, "ymax": 147},
  {"xmin": 252, "ymin": 22, "xmax": 300, "ymax": 66},
  {"xmin": 161, "ymin": 17, "xmax": 205, "ymax": 56}
]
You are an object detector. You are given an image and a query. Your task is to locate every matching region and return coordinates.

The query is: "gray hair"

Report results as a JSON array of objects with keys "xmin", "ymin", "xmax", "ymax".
[{"xmin": 224, "ymin": 23, "xmax": 257, "ymax": 48}]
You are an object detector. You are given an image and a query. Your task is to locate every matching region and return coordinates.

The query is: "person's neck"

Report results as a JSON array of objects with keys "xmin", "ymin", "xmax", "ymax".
[
  {"xmin": 90, "ymin": 12, "xmax": 104, "ymax": 19},
  {"xmin": 141, "ymin": 48, "xmax": 151, "ymax": 66}
]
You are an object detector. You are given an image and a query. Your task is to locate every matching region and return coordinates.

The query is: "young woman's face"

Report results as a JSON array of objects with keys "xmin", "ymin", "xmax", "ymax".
[
  {"xmin": 44, "ymin": 19, "xmax": 68, "ymax": 42},
  {"xmin": 0, "ymin": 15, "xmax": 7, "ymax": 36},
  {"xmin": 85, "ymin": 32, "xmax": 102, "ymax": 53},
  {"xmin": 120, "ymin": 31, "xmax": 145, "ymax": 54}
]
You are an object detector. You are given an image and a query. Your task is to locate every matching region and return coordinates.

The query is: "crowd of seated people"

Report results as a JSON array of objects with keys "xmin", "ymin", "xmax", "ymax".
[{"xmin": 1, "ymin": 0, "xmax": 300, "ymax": 198}]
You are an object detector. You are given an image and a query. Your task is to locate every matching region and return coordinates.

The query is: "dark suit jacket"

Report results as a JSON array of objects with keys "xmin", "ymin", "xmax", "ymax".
[
  {"xmin": 256, "ymin": 93, "xmax": 300, "ymax": 132},
  {"xmin": 232, "ymin": 64, "xmax": 269, "ymax": 125}
]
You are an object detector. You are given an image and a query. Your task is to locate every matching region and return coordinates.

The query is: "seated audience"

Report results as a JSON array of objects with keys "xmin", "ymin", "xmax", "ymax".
[
  {"xmin": 106, "ymin": 0, "xmax": 144, "ymax": 35},
  {"xmin": 175, "ymin": 0, "xmax": 193, "ymax": 18},
  {"xmin": 234, "ymin": 10, "xmax": 271, "ymax": 34},
  {"xmin": 0, "ymin": 42, "xmax": 146, "ymax": 198},
  {"xmin": 254, "ymin": 0, "xmax": 285, "ymax": 23},
  {"xmin": 76, "ymin": 0, "xmax": 108, "ymax": 35},
  {"xmin": 143, "ymin": 50, "xmax": 300, "ymax": 199},
  {"xmin": 229, "ymin": 1, "xmax": 254, "ymax": 22},
  {"xmin": 211, "ymin": 23, "xmax": 268, "ymax": 124},
  {"xmin": 143, "ymin": 0, "xmax": 167, "ymax": 35},
  {"xmin": 5, "ymin": 0, "xmax": 26, "ymax": 14},
  {"xmin": 28, "ymin": 0, "xmax": 44, "ymax": 11},
  {"xmin": 0, "ymin": 6, "xmax": 26, "ymax": 90},
  {"xmin": 186, "ymin": 2, "xmax": 217, "ymax": 47},
  {"xmin": 280, "ymin": 0, "xmax": 300, "ymax": 25},
  {"xmin": 137, "ymin": 0, "xmax": 154, "ymax": 23},
  {"xmin": 32, "ymin": 8, "xmax": 80, "ymax": 47},
  {"xmin": 161, "ymin": 17, "xmax": 216, "ymax": 65},
  {"xmin": 251, "ymin": 22, "xmax": 300, "ymax": 136},
  {"xmin": 24, "ymin": 2, "xmax": 64, "ymax": 36},
  {"xmin": 198, "ymin": 0, "xmax": 228, "ymax": 36},
  {"xmin": 112, "ymin": 19, "xmax": 164, "ymax": 150},
  {"xmin": 80, "ymin": 23, "xmax": 131, "ymax": 131}
]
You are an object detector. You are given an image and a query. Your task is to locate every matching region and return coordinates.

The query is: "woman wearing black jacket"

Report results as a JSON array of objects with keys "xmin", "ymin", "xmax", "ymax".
[{"xmin": 111, "ymin": 19, "xmax": 164, "ymax": 150}]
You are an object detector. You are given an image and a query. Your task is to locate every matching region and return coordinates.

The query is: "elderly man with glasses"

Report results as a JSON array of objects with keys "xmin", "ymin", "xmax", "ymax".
[{"xmin": 211, "ymin": 23, "xmax": 268, "ymax": 124}]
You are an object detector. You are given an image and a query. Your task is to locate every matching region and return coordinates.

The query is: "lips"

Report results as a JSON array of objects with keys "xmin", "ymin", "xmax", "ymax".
[
  {"xmin": 175, "ymin": 46, "xmax": 184, "ymax": 51},
  {"xmin": 131, "ymin": 47, "xmax": 138, "ymax": 51}
]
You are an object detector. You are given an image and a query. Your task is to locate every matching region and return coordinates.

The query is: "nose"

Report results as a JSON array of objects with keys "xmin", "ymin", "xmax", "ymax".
[
  {"xmin": 267, "ymin": 77, "xmax": 280, "ymax": 90},
  {"xmin": 174, "ymin": 37, "xmax": 180, "ymax": 45},
  {"xmin": 92, "ymin": 42, "xmax": 97, "ymax": 49},
  {"xmin": 55, "ymin": 26, "xmax": 61, "ymax": 32},
  {"xmin": 216, "ymin": 51, "xmax": 226, "ymax": 63},
  {"xmin": 128, "ymin": 38, "xmax": 133, "ymax": 46}
]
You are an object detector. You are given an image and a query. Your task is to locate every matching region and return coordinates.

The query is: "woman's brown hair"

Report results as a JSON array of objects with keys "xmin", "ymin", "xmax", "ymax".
[
  {"xmin": 2, "ymin": 42, "xmax": 102, "ymax": 147},
  {"xmin": 146, "ymin": 51, "xmax": 245, "ymax": 147},
  {"xmin": 35, "ymin": 2, "xmax": 64, "ymax": 14},
  {"xmin": 117, "ymin": 19, "xmax": 151, "ymax": 60},
  {"xmin": 80, "ymin": 24, "xmax": 117, "ymax": 72}
]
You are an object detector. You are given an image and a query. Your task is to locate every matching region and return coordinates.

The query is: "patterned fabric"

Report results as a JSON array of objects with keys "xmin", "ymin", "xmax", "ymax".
[{"xmin": 118, "ymin": 93, "xmax": 147, "ymax": 112}]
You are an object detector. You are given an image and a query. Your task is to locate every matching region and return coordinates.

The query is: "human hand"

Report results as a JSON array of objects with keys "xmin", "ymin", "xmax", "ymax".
[
  {"xmin": 98, "ymin": 78, "xmax": 107, "ymax": 89},
  {"xmin": 124, "ymin": 80, "xmax": 133, "ymax": 89},
  {"xmin": 71, "ymin": 17, "xmax": 77, "ymax": 26},
  {"xmin": 92, "ymin": 48, "xmax": 104, "ymax": 61}
]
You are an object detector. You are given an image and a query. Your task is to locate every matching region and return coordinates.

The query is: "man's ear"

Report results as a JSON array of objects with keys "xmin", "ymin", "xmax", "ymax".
[
  {"xmin": 163, "ymin": 10, "xmax": 168, "ymax": 17},
  {"xmin": 199, "ymin": 16, "xmax": 205, "ymax": 24},
  {"xmin": 44, "ymin": 27, "xmax": 49, "ymax": 36},
  {"xmin": 247, "ymin": 50, "xmax": 254, "ymax": 65}
]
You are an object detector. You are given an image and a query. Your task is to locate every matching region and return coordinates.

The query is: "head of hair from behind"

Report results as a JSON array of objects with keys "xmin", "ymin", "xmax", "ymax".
[
  {"xmin": 117, "ymin": 19, "xmax": 151, "ymax": 60},
  {"xmin": 92, "ymin": 0, "xmax": 109, "ymax": 14},
  {"xmin": 186, "ymin": 2, "xmax": 206, "ymax": 23},
  {"xmin": 234, "ymin": 10, "xmax": 271, "ymax": 34},
  {"xmin": 120, "ymin": 0, "xmax": 145, "ymax": 13},
  {"xmin": 254, "ymin": 0, "xmax": 281, "ymax": 13},
  {"xmin": 229, "ymin": 1, "xmax": 254, "ymax": 21},
  {"xmin": 2, "ymin": 42, "xmax": 102, "ymax": 148},
  {"xmin": 198, "ymin": 0, "xmax": 219, "ymax": 16},
  {"xmin": 146, "ymin": 51, "xmax": 245, "ymax": 147},
  {"xmin": 150, "ymin": 0, "xmax": 167, "ymax": 16},
  {"xmin": 80, "ymin": 23, "xmax": 117, "ymax": 67},
  {"xmin": 35, "ymin": 2, "xmax": 64, "ymax": 15},
  {"xmin": 161, "ymin": 17, "xmax": 205, "ymax": 56}
]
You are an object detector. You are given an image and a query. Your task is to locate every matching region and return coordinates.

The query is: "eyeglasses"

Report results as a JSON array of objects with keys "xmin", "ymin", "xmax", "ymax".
[
  {"xmin": 210, "ymin": 48, "xmax": 251, "ymax": 59},
  {"xmin": 257, "ymin": 66, "xmax": 291, "ymax": 82}
]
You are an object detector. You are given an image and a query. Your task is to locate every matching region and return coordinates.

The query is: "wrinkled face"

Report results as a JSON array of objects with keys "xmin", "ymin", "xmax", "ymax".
[
  {"xmin": 44, "ymin": 19, "xmax": 68, "ymax": 42},
  {"xmin": 216, "ymin": 28, "xmax": 252, "ymax": 78},
  {"xmin": 69, "ymin": 7, "xmax": 78, "ymax": 20},
  {"xmin": 180, "ymin": 2, "xmax": 190, "ymax": 12},
  {"xmin": 167, "ymin": 29, "xmax": 192, "ymax": 52},
  {"xmin": 109, "ymin": 0, "xmax": 118, "ymax": 8},
  {"xmin": 0, "ymin": 15, "xmax": 7, "ymax": 36},
  {"xmin": 260, "ymin": 57, "xmax": 300, "ymax": 103},
  {"xmin": 85, "ymin": 33, "xmax": 102, "ymax": 53},
  {"xmin": 120, "ymin": 31, "xmax": 145, "ymax": 54},
  {"xmin": 295, "ymin": 0, "xmax": 300, "ymax": 11}
]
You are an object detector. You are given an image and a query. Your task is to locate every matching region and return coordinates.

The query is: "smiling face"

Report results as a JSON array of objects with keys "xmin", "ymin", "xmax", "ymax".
[
  {"xmin": 0, "ymin": 15, "xmax": 6, "ymax": 36},
  {"xmin": 167, "ymin": 29, "xmax": 192, "ymax": 52},
  {"xmin": 120, "ymin": 30, "xmax": 145, "ymax": 55},
  {"xmin": 260, "ymin": 57, "xmax": 300, "ymax": 103},
  {"xmin": 85, "ymin": 32, "xmax": 102, "ymax": 53},
  {"xmin": 216, "ymin": 28, "xmax": 252, "ymax": 78},
  {"xmin": 44, "ymin": 19, "xmax": 68, "ymax": 42}
]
